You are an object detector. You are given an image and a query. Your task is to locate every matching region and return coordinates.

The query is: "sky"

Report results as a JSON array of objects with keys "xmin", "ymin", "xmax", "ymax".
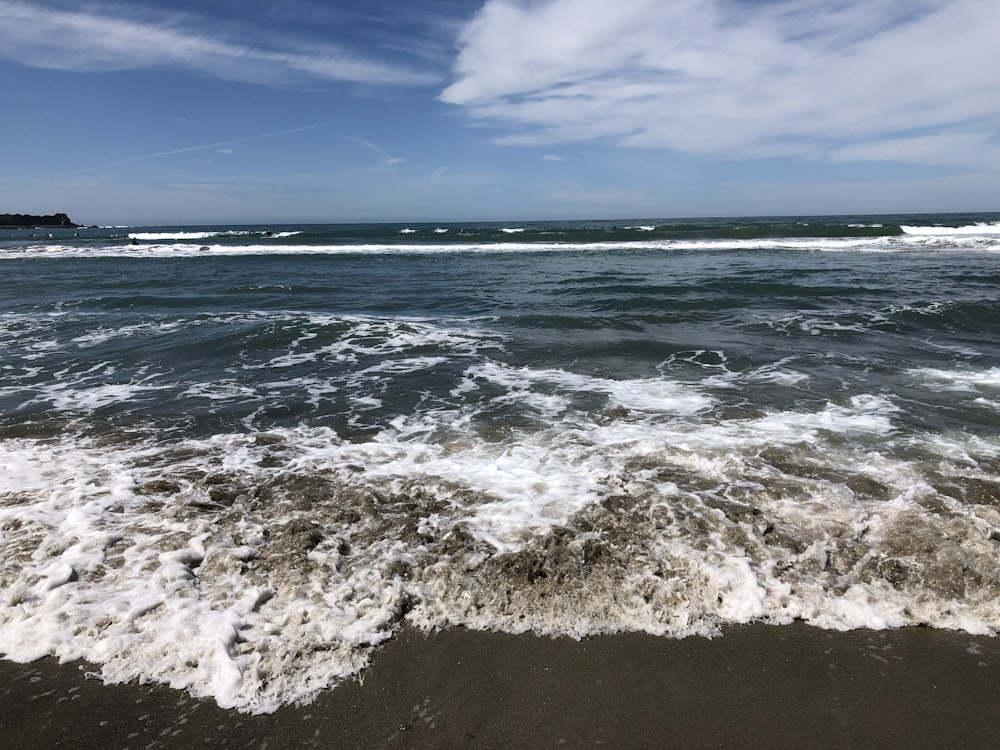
[{"xmin": 1, "ymin": 0, "xmax": 998, "ymax": 225}]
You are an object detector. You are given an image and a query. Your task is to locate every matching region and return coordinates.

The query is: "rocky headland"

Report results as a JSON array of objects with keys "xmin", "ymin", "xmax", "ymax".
[{"xmin": 1, "ymin": 213, "xmax": 79, "ymax": 228}]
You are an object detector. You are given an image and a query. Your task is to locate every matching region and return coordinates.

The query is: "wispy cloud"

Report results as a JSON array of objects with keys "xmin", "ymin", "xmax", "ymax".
[
  {"xmin": 0, "ymin": 0, "xmax": 436, "ymax": 86},
  {"xmin": 347, "ymin": 137, "xmax": 406, "ymax": 166},
  {"xmin": 542, "ymin": 154, "xmax": 565, "ymax": 161},
  {"xmin": 441, "ymin": 0, "xmax": 1000, "ymax": 168},
  {"xmin": 38, "ymin": 124, "xmax": 328, "ymax": 180},
  {"xmin": 425, "ymin": 166, "xmax": 450, "ymax": 189}
]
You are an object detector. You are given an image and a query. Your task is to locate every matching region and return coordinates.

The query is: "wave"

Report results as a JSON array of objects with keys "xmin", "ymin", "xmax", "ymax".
[
  {"xmin": 5, "ymin": 233, "xmax": 1000, "ymax": 260},
  {"xmin": 5, "ymin": 215, "xmax": 999, "ymax": 256},
  {"xmin": 4, "ymin": 304, "xmax": 1000, "ymax": 712},
  {"xmin": 128, "ymin": 230, "xmax": 301, "ymax": 241},
  {"xmin": 901, "ymin": 221, "xmax": 1000, "ymax": 236},
  {"xmin": 0, "ymin": 214, "xmax": 993, "ymax": 257},
  {"xmin": 3, "ymin": 374, "xmax": 999, "ymax": 712},
  {"xmin": 910, "ymin": 366, "xmax": 1000, "ymax": 391}
]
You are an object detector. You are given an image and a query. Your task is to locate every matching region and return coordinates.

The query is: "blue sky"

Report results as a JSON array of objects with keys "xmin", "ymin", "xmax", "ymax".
[{"xmin": 1, "ymin": 0, "xmax": 997, "ymax": 224}]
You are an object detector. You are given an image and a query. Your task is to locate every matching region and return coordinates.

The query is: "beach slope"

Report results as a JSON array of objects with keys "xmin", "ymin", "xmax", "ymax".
[{"xmin": 2, "ymin": 623, "xmax": 997, "ymax": 749}]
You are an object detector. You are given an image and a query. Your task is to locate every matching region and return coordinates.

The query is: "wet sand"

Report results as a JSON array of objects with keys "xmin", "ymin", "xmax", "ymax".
[{"xmin": 1, "ymin": 622, "xmax": 997, "ymax": 749}]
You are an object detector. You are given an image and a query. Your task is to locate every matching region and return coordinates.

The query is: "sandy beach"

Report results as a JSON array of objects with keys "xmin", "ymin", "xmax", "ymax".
[{"xmin": 2, "ymin": 622, "xmax": 998, "ymax": 749}]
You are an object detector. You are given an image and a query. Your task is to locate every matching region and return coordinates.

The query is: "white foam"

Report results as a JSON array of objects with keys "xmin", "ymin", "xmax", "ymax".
[
  {"xmin": 181, "ymin": 380, "xmax": 263, "ymax": 402},
  {"xmin": 463, "ymin": 361, "xmax": 713, "ymax": 416},
  {"xmin": 5, "ymin": 232, "xmax": 1000, "ymax": 260},
  {"xmin": 128, "ymin": 230, "xmax": 257, "ymax": 241},
  {"xmin": 741, "ymin": 364, "xmax": 810, "ymax": 386},
  {"xmin": 256, "ymin": 316, "xmax": 502, "ymax": 371},
  {"xmin": 742, "ymin": 394, "xmax": 898, "ymax": 441},
  {"xmin": 29, "ymin": 380, "xmax": 173, "ymax": 411},
  {"xmin": 128, "ymin": 231, "xmax": 221, "ymax": 241},
  {"xmin": 670, "ymin": 352, "xmax": 810, "ymax": 389},
  {"xmin": 886, "ymin": 301, "xmax": 947, "ymax": 317},
  {"xmin": 910, "ymin": 366, "xmax": 1000, "ymax": 390},
  {"xmin": 71, "ymin": 321, "xmax": 184, "ymax": 346},
  {"xmin": 901, "ymin": 221, "xmax": 1000, "ymax": 236},
  {"xmin": 4, "ymin": 305, "xmax": 1000, "ymax": 712},
  {"xmin": 2, "ymin": 381, "xmax": 999, "ymax": 712}
]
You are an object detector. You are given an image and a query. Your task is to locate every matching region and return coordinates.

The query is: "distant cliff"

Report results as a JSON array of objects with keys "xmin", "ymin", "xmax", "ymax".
[{"xmin": 1, "ymin": 212, "xmax": 79, "ymax": 228}]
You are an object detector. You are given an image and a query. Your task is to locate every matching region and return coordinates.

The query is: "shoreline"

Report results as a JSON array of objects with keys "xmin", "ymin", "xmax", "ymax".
[{"xmin": 2, "ymin": 621, "xmax": 998, "ymax": 749}]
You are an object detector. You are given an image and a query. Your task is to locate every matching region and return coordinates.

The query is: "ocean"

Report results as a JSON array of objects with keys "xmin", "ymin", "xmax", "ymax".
[{"xmin": 1, "ymin": 213, "xmax": 999, "ymax": 713}]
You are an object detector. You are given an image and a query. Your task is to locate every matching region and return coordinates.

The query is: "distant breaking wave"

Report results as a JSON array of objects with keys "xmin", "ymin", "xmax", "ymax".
[
  {"xmin": 7, "ymin": 236, "xmax": 1000, "ymax": 260},
  {"xmin": 129, "ymin": 230, "xmax": 302, "ymax": 241},
  {"xmin": 900, "ymin": 221, "xmax": 1000, "ymax": 236},
  {"xmin": 2, "ymin": 214, "xmax": 998, "ymax": 261}
]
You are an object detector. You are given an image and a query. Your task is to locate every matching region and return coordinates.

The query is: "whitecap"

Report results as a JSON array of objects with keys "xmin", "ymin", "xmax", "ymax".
[{"xmin": 901, "ymin": 222, "xmax": 1000, "ymax": 236}]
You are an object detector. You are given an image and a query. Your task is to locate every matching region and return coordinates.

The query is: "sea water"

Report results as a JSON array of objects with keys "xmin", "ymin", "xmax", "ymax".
[{"xmin": 1, "ymin": 213, "xmax": 999, "ymax": 712}]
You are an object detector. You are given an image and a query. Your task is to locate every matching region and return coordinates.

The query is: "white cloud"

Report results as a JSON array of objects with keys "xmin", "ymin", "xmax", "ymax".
[
  {"xmin": 0, "ymin": 0, "xmax": 435, "ymax": 86},
  {"xmin": 441, "ymin": 0, "xmax": 1000, "ymax": 166},
  {"xmin": 542, "ymin": 154, "xmax": 565, "ymax": 161}
]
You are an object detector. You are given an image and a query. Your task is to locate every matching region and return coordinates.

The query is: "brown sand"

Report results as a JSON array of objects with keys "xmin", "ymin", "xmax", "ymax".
[{"xmin": 1, "ymin": 622, "xmax": 997, "ymax": 749}]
